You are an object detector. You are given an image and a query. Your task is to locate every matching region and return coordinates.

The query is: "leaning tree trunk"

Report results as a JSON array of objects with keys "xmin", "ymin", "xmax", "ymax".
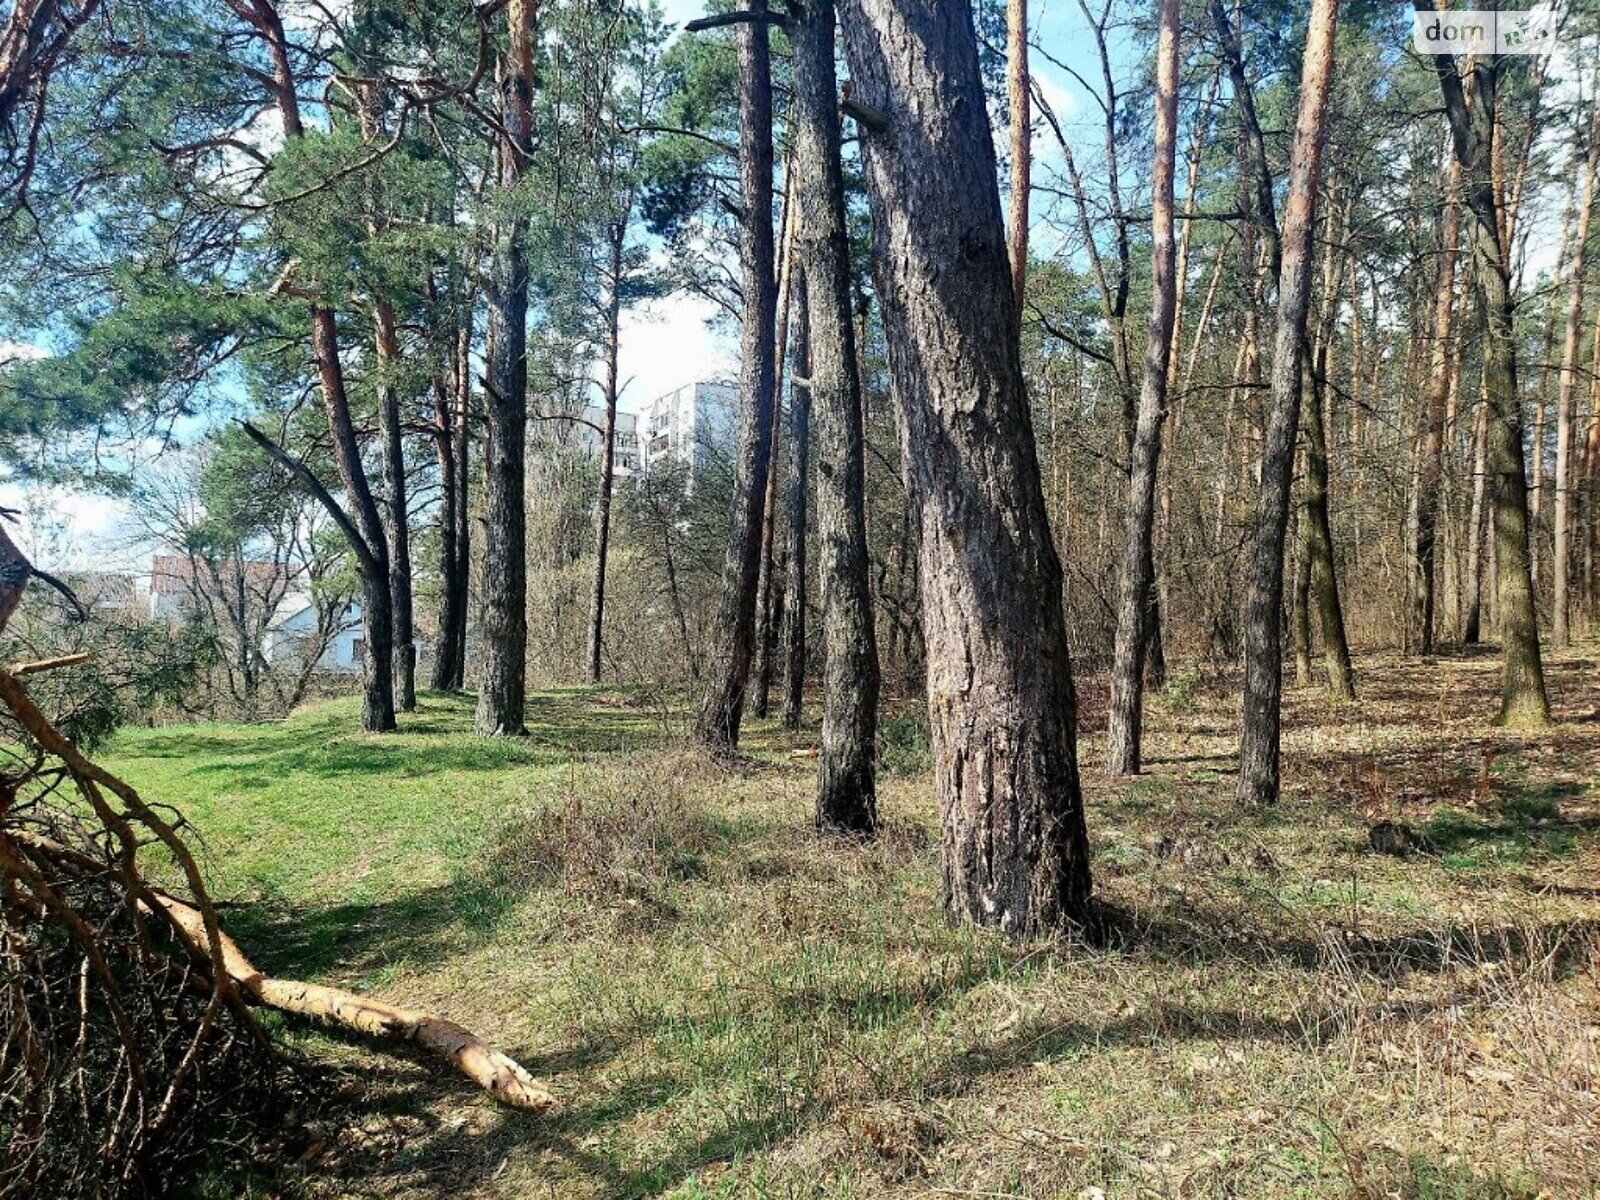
[
  {"xmin": 838, "ymin": 0, "xmax": 1090, "ymax": 931},
  {"xmin": 1105, "ymin": 0, "xmax": 1179, "ymax": 776},
  {"xmin": 586, "ymin": 221, "xmax": 625, "ymax": 685},
  {"xmin": 476, "ymin": 0, "xmax": 537, "ymax": 737},
  {"xmin": 243, "ymin": 0, "xmax": 394, "ymax": 732},
  {"xmin": 1417, "ymin": 2, "xmax": 1549, "ymax": 726},
  {"xmin": 1410, "ymin": 159, "xmax": 1461, "ymax": 655},
  {"xmin": 1237, "ymin": 0, "xmax": 1339, "ymax": 806},
  {"xmin": 314, "ymin": 309, "xmax": 397, "ymax": 733},
  {"xmin": 781, "ymin": 271, "xmax": 811, "ymax": 733},
  {"xmin": 696, "ymin": 0, "xmax": 778, "ymax": 752},
  {"xmin": 374, "ymin": 300, "xmax": 415, "ymax": 711},
  {"xmin": 793, "ymin": 0, "xmax": 880, "ymax": 833}
]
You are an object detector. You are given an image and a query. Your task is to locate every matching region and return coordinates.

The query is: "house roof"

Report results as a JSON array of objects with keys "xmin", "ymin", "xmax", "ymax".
[{"xmin": 149, "ymin": 554, "xmax": 290, "ymax": 600}]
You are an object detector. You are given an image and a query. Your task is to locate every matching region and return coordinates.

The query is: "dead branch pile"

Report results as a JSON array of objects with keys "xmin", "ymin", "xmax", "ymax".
[{"xmin": 0, "ymin": 524, "xmax": 551, "ymax": 1199}]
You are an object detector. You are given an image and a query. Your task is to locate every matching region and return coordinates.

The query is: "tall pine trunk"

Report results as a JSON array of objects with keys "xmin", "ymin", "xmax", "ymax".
[
  {"xmin": 781, "ymin": 273, "xmax": 810, "ymax": 733},
  {"xmin": 1553, "ymin": 109, "xmax": 1599, "ymax": 645},
  {"xmin": 1417, "ymin": 3, "xmax": 1550, "ymax": 726},
  {"xmin": 1304, "ymin": 349, "xmax": 1354, "ymax": 700},
  {"xmin": 793, "ymin": 0, "xmax": 880, "ymax": 833},
  {"xmin": 431, "ymin": 363, "xmax": 462, "ymax": 690},
  {"xmin": 586, "ymin": 221, "xmax": 625, "ymax": 685},
  {"xmin": 697, "ymin": 0, "xmax": 777, "ymax": 751},
  {"xmin": 246, "ymin": 3, "xmax": 394, "ymax": 732},
  {"xmin": 476, "ymin": 0, "xmax": 537, "ymax": 737},
  {"xmin": 1105, "ymin": 0, "xmax": 1179, "ymax": 776},
  {"xmin": 1236, "ymin": 0, "xmax": 1339, "ymax": 806},
  {"xmin": 1410, "ymin": 159, "xmax": 1461, "ymax": 655},
  {"xmin": 374, "ymin": 300, "xmax": 415, "ymax": 711},
  {"xmin": 838, "ymin": 0, "xmax": 1090, "ymax": 931}
]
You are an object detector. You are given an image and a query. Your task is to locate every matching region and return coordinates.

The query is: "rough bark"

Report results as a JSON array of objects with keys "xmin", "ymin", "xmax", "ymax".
[
  {"xmin": 1417, "ymin": 1, "xmax": 1550, "ymax": 727},
  {"xmin": 781, "ymin": 272, "xmax": 810, "ymax": 732},
  {"xmin": 1105, "ymin": 0, "xmax": 1178, "ymax": 776},
  {"xmin": 793, "ymin": 0, "xmax": 880, "ymax": 833},
  {"xmin": 753, "ymin": 190, "xmax": 798, "ymax": 720},
  {"xmin": 314, "ymin": 309, "xmax": 397, "ymax": 733},
  {"xmin": 1410, "ymin": 159, "xmax": 1461, "ymax": 655},
  {"xmin": 1237, "ymin": 0, "xmax": 1339, "ymax": 806},
  {"xmin": 1464, "ymin": 376, "xmax": 1489, "ymax": 643},
  {"xmin": 1304, "ymin": 349, "xmax": 1354, "ymax": 700},
  {"xmin": 838, "ymin": 0, "xmax": 1090, "ymax": 931},
  {"xmin": 586, "ymin": 221, "xmax": 625, "ymax": 685},
  {"xmin": 374, "ymin": 300, "xmax": 415, "ymax": 711},
  {"xmin": 1553, "ymin": 108, "xmax": 1600, "ymax": 645},
  {"xmin": 476, "ymin": 0, "xmax": 538, "ymax": 737},
  {"xmin": 696, "ymin": 0, "xmax": 777, "ymax": 752},
  {"xmin": 242, "ymin": 0, "xmax": 394, "ymax": 732},
  {"xmin": 431, "ymin": 363, "xmax": 463, "ymax": 690}
]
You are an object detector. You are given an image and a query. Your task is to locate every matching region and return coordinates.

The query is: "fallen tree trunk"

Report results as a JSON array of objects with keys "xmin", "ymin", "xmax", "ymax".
[
  {"xmin": 0, "ymin": 522, "xmax": 555, "ymax": 1125},
  {"xmin": 152, "ymin": 893, "xmax": 556, "ymax": 1112}
]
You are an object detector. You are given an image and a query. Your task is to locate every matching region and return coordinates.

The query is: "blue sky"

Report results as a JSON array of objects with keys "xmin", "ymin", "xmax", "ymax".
[{"xmin": 623, "ymin": 0, "xmax": 1113, "ymax": 418}]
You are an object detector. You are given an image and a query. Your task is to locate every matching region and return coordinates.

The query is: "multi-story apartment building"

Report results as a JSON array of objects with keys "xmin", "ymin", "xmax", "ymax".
[
  {"xmin": 637, "ymin": 381, "xmax": 737, "ymax": 476},
  {"xmin": 573, "ymin": 406, "xmax": 642, "ymax": 475}
]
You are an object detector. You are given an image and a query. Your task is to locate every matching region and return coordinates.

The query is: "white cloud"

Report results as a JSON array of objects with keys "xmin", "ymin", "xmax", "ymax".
[
  {"xmin": 0, "ymin": 340, "xmax": 47, "ymax": 364},
  {"xmin": 0, "ymin": 482, "xmax": 143, "ymax": 572},
  {"xmin": 1033, "ymin": 69, "xmax": 1082, "ymax": 126},
  {"xmin": 616, "ymin": 292, "xmax": 737, "ymax": 412}
]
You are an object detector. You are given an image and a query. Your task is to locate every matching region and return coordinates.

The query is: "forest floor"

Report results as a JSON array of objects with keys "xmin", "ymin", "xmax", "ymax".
[{"xmin": 110, "ymin": 647, "xmax": 1600, "ymax": 1200}]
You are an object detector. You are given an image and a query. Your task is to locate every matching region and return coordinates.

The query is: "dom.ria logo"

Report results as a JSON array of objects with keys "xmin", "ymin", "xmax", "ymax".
[{"xmin": 1412, "ymin": 7, "xmax": 1558, "ymax": 55}]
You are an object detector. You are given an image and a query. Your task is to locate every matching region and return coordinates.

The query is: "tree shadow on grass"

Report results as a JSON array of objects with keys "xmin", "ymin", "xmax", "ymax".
[
  {"xmin": 1422, "ymin": 784, "xmax": 1600, "ymax": 865},
  {"xmin": 1086, "ymin": 897, "xmax": 1600, "ymax": 984},
  {"xmin": 123, "ymin": 690, "xmax": 664, "ymax": 785},
  {"xmin": 221, "ymin": 877, "xmax": 515, "ymax": 982}
]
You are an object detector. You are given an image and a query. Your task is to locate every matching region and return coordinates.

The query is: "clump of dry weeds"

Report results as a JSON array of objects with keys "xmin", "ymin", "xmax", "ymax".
[{"xmin": 482, "ymin": 747, "xmax": 731, "ymax": 915}]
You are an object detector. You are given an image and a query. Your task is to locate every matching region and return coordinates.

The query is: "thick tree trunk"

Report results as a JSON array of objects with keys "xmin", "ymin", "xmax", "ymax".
[
  {"xmin": 1417, "ymin": 4, "xmax": 1549, "ymax": 726},
  {"xmin": 1410, "ymin": 160, "xmax": 1461, "ymax": 655},
  {"xmin": 1237, "ymin": 0, "xmax": 1339, "ymax": 806},
  {"xmin": 838, "ymin": 0, "xmax": 1090, "ymax": 931},
  {"xmin": 374, "ymin": 300, "xmax": 415, "ymax": 711},
  {"xmin": 586, "ymin": 222, "xmax": 625, "ymax": 685},
  {"xmin": 1553, "ymin": 111, "xmax": 1599, "ymax": 645},
  {"xmin": 1105, "ymin": 0, "xmax": 1178, "ymax": 776},
  {"xmin": 1587, "ymin": 309, "xmax": 1600, "ymax": 624},
  {"xmin": 781, "ymin": 272, "xmax": 810, "ymax": 733},
  {"xmin": 793, "ymin": 0, "xmax": 880, "ymax": 833},
  {"xmin": 697, "ymin": 0, "xmax": 777, "ymax": 752},
  {"xmin": 476, "ymin": 0, "xmax": 537, "ymax": 737}
]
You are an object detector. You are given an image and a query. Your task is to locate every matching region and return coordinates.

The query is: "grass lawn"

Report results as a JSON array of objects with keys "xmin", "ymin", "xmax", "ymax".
[{"xmin": 105, "ymin": 652, "xmax": 1600, "ymax": 1199}]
